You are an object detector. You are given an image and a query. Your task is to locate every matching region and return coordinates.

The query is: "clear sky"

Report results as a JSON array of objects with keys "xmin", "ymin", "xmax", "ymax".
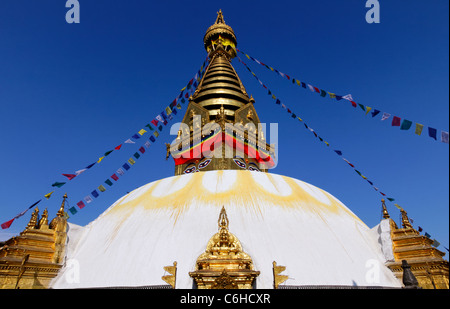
[{"xmin": 0, "ymin": 1, "xmax": 448, "ymax": 256}]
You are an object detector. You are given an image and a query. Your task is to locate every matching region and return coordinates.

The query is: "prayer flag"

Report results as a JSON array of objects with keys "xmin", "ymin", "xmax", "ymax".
[
  {"xmin": 428, "ymin": 127, "xmax": 437, "ymax": 140},
  {"xmin": 69, "ymin": 207, "xmax": 77, "ymax": 215},
  {"xmin": 144, "ymin": 141, "xmax": 151, "ymax": 148},
  {"xmin": 128, "ymin": 158, "xmax": 135, "ymax": 165},
  {"xmin": 320, "ymin": 90, "xmax": 327, "ymax": 97},
  {"xmin": 122, "ymin": 163, "xmax": 130, "ymax": 170},
  {"xmin": 105, "ymin": 179, "xmax": 113, "ymax": 186},
  {"xmin": 387, "ymin": 198, "xmax": 395, "ymax": 202},
  {"xmin": 425, "ymin": 232, "xmax": 431, "ymax": 238},
  {"xmin": 75, "ymin": 169, "xmax": 87, "ymax": 176},
  {"xmin": 334, "ymin": 150, "xmax": 343, "ymax": 156},
  {"xmin": 86, "ymin": 162, "xmax": 96, "ymax": 169},
  {"xmin": 91, "ymin": 190, "xmax": 99, "ymax": 198},
  {"xmin": 132, "ymin": 134, "xmax": 140, "ymax": 140},
  {"xmin": 124, "ymin": 139, "xmax": 135, "ymax": 144},
  {"xmin": 432, "ymin": 240, "xmax": 440, "ymax": 248},
  {"xmin": 392, "ymin": 116, "xmax": 401, "ymax": 126},
  {"xmin": 342, "ymin": 94, "xmax": 353, "ymax": 101},
  {"xmin": 44, "ymin": 191, "xmax": 55, "ymax": 199},
  {"xmin": 139, "ymin": 146, "xmax": 145, "ymax": 154},
  {"xmin": 52, "ymin": 182, "xmax": 66, "ymax": 188},
  {"xmin": 77, "ymin": 201, "xmax": 85, "ymax": 209},
  {"xmin": 154, "ymin": 131, "xmax": 159, "ymax": 138},
  {"xmin": 365, "ymin": 107, "xmax": 372, "ymax": 115},
  {"xmin": 117, "ymin": 168, "xmax": 124, "ymax": 176},
  {"xmin": 133, "ymin": 152, "xmax": 140, "ymax": 159},
  {"xmin": 151, "ymin": 119, "xmax": 159, "ymax": 127},
  {"xmin": 111, "ymin": 174, "xmax": 119, "ymax": 181},
  {"xmin": 414, "ymin": 123, "xmax": 424, "ymax": 135},
  {"xmin": 1, "ymin": 219, "xmax": 14, "ymax": 230},
  {"xmin": 145, "ymin": 124, "xmax": 154, "ymax": 131},
  {"xmin": 114, "ymin": 144, "xmax": 122, "ymax": 150},
  {"xmin": 328, "ymin": 92, "xmax": 336, "ymax": 99},
  {"xmin": 62, "ymin": 173, "xmax": 77, "ymax": 180},
  {"xmin": 138, "ymin": 129, "xmax": 147, "ymax": 135},
  {"xmin": 97, "ymin": 156, "xmax": 105, "ymax": 163},
  {"xmin": 176, "ymin": 103, "xmax": 182, "ymax": 109},
  {"xmin": 441, "ymin": 131, "xmax": 449, "ymax": 144},
  {"xmin": 150, "ymin": 136, "xmax": 156, "ymax": 142},
  {"xmin": 307, "ymin": 85, "xmax": 315, "ymax": 92},
  {"xmin": 400, "ymin": 119, "xmax": 412, "ymax": 130},
  {"xmin": 418, "ymin": 226, "xmax": 423, "ymax": 232},
  {"xmin": 358, "ymin": 104, "xmax": 365, "ymax": 111},
  {"xmin": 84, "ymin": 195, "xmax": 93, "ymax": 204},
  {"xmin": 381, "ymin": 113, "xmax": 391, "ymax": 121},
  {"xmin": 165, "ymin": 106, "xmax": 172, "ymax": 115},
  {"xmin": 394, "ymin": 204, "xmax": 402, "ymax": 210},
  {"xmin": 104, "ymin": 150, "xmax": 113, "ymax": 156},
  {"xmin": 371, "ymin": 109, "xmax": 380, "ymax": 118},
  {"xmin": 98, "ymin": 185, "xmax": 106, "ymax": 192}
]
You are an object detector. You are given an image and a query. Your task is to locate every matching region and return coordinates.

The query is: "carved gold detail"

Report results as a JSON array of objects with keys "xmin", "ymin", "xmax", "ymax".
[{"xmin": 189, "ymin": 207, "xmax": 260, "ymax": 289}]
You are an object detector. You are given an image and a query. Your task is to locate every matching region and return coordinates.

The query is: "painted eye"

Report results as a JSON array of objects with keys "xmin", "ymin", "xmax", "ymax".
[
  {"xmin": 233, "ymin": 159, "xmax": 246, "ymax": 169},
  {"xmin": 184, "ymin": 165, "xmax": 197, "ymax": 174},
  {"xmin": 248, "ymin": 164, "xmax": 260, "ymax": 172},
  {"xmin": 198, "ymin": 159, "xmax": 211, "ymax": 169}
]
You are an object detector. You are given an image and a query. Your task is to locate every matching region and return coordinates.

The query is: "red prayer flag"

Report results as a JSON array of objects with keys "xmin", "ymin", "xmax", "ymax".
[
  {"xmin": 1, "ymin": 218, "xmax": 14, "ymax": 229},
  {"xmin": 151, "ymin": 119, "xmax": 159, "ymax": 127},
  {"xmin": 77, "ymin": 201, "xmax": 85, "ymax": 209},
  {"xmin": 350, "ymin": 101, "xmax": 357, "ymax": 108},
  {"xmin": 313, "ymin": 87, "xmax": 320, "ymax": 93},
  {"xmin": 139, "ymin": 146, "xmax": 145, "ymax": 154},
  {"xmin": 392, "ymin": 116, "xmax": 401, "ymax": 126},
  {"xmin": 115, "ymin": 144, "xmax": 122, "ymax": 150},
  {"xmin": 62, "ymin": 173, "xmax": 77, "ymax": 180},
  {"xmin": 111, "ymin": 174, "xmax": 119, "ymax": 181}
]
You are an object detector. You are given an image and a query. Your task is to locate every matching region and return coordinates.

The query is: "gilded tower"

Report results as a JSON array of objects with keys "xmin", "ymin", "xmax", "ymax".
[{"xmin": 170, "ymin": 10, "xmax": 275, "ymax": 176}]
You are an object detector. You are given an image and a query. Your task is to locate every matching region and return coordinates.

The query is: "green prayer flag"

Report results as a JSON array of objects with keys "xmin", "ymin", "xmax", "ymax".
[
  {"xmin": 400, "ymin": 119, "xmax": 412, "ymax": 130},
  {"xmin": 69, "ymin": 206, "xmax": 77, "ymax": 215},
  {"xmin": 387, "ymin": 198, "xmax": 395, "ymax": 202},
  {"xmin": 104, "ymin": 150, "xmax": 113, "ymax": 156},
  {"xmin": 145, "ymin": 124, "xmax": 154, "ymax": 131},
  {"xmin": 52, "ymin": 182, "xmax": 66, "ymax": 188},
  {"xmin": 133, "ymin": 152, "xmax": 140, "ymax": 159},
  {"xmin": 105, "ymin": 179, "xmax": 113, "ymax": 186},
  {"xmin": 358, "ymin": 104, "xmax": 365, "ymax": 111}
]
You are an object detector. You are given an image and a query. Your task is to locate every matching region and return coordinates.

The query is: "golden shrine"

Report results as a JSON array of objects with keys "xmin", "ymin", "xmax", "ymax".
[{"xmin": 0, "ymin": 194, "xmax": 68, "ymax": 289}]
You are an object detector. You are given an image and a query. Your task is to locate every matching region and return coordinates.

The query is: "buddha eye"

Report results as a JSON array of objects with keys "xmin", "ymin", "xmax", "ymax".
[
  {"xmin": 248, "ymin": 163, "xmax": 260, "ymax": 172},
  {"xmin": 184, "ymin": 164, "xmax": 197, "ymax": 174},
  {"xmin": 198, "ymin": 159, "xmax": 211, "ymax": 169},
  {"xmin": 233, "ymin": 158, "xmax": 246, "ymax": 169}
]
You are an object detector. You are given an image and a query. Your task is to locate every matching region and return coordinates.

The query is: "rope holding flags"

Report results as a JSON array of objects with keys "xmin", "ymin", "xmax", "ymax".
[
  {"xmin": 236, "ymin": 55, "xmax": 446, "ymax": 251},
  {"xmin": 237, "ymin": 49, "xmax": 449, "ymax": 145},
  {"xmin": 1, "ymin": 57, "xmax": 209, "ymax": 230}
]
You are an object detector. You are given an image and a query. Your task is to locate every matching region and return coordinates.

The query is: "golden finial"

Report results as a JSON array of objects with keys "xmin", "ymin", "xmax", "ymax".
[
  {"xmin": 27, "ymin": 207, "xmax": 39, "ymax": 229},
  {"xmin": 56, "ymin": 194, "xmax": 67, "ymax": 217},
  {"xmin": 215, "ymin": 9, "xmax": 225, "ymax": 24},
  {"xmin": 381, "ymin": 199, "xmax": 390, "ymax": 219},
  {"xmin": 400, "ymin": 208, "xmax": 413, "ymax": 229},
  {"xmin": 218, "ymin": 206, "xmax": 229, "ymax": 231}
]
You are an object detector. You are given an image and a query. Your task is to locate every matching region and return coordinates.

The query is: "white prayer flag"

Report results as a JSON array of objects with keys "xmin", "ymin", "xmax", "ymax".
[
  {"xmin": 381, "ymin": 112, "xmax": 391, "ymax": 121},
  {"xmin": 84, "ymin": 195, "xmax": 93, "ymax": 204},
  {"xmin": 441, "ymin": 131, "xmax": 449, "ymax": 144}
]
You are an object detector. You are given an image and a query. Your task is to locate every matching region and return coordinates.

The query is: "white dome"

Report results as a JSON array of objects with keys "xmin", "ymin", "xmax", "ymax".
[{"xmin": 51, "ymin": 170, "xmax": 401, "ymax": 288}]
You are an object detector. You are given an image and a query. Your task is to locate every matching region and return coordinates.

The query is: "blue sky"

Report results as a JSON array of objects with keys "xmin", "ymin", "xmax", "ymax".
[{"xmin": 0, "ymin": 1, "xmax": 448, "ymax": 255}]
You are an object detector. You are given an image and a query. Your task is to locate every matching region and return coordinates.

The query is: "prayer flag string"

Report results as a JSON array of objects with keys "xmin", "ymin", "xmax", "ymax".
[
  {"xmin": 237, "ymin": 49, "xmax": 449, "ymax": 145},
  {"xmin": 1, "ymin": 58, "xmax": 209, "ymax": 229}
]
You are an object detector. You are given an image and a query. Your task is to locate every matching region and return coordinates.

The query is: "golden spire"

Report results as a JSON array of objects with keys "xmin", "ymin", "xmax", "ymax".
[
  {"xmin": 400, "ymin": 208, "xmax": 413, "ymax": 229},
  {"xmin": 381, "ymin": 199, "xmax": 390, "ymax": 219},
  {"xmin": 203, "ymin": 10, "xmax": 237, "ymax": 58},
  {"xmin": 56, "ymin": 193, "xmax": 68, "ymax": 217}
]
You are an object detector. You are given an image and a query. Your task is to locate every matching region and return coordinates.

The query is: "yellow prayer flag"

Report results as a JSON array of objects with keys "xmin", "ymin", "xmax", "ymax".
[
  {"xmin": 365, "ymin": 107, "xmax": 372, "ymax": 115},
  {"xmin": 328, "ymin": 92, "xmax": 336, "ymax": 99},
  {"xmin": 165, "ymin": 106, "xmax": 172, "ymax": 115},
  {"xmin": 269, "ymin": 67, "xmax": 274, "ymax": 71},
  {"xmin": 272, "ymin": 95, "xmax": 276, "ymax": 100},
  {"xmin": 97, "ymin": 156, "xmax": 105, "ymax": 163},
  {"xmin": 44, "ymin": 191, "xmax": 54, "ymax": 199},
  {"xmin": 246, "ymin": 54, "xmax": 250, "ymax": 59},
  {"xmin": 138, "ymin": 129, "xmax": 147, "ymax": 136},
  {"xmin": 180, "ymin": 86, "xmax": 186, "ymax": 92},
  {"xmin": 394, "ymin": 204, "xmax": 402, "ymax": 210},
  {"xmin": 128, "ymin": 158, "xmax": 135, "ymax": 165},
  {"xmin": 297, "ymin": 117, "xmax": 303, "ymax": 122},
  {"xmin": 415, "ymin": 123, "xmax": 424, "ymax": 136},
  {"xmin": 154, "ymin": 131, "xmax": 159, "ymax": 138}
]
